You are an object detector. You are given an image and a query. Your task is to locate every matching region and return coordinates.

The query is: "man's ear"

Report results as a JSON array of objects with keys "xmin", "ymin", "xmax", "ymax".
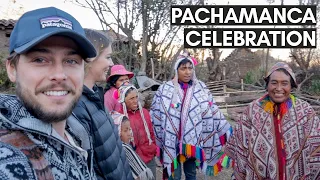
[{"xmin": 6, "ymin": 60, "xmax": 17, "ymax": 83}]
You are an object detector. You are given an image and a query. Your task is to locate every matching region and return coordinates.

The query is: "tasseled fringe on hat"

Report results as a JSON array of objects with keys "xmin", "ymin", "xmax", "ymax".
[
  {"xmin": 139, "ymin": 103, "xmax": 153, "ymax": 145},
  {"xmin": 206, "ymin": 152, "xmax": 234, "ymax": 176}
]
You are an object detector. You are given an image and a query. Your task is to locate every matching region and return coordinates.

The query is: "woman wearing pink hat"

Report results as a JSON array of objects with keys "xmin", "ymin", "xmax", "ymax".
[{"xmin": 104, "ymin": 64, "xmax": 134, "ymax": 112}]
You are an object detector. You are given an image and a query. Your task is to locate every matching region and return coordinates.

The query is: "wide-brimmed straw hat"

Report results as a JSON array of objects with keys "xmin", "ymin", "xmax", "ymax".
[{"xmin": 106, "ymin": 65, "xmax": 134, "ymax": 82}]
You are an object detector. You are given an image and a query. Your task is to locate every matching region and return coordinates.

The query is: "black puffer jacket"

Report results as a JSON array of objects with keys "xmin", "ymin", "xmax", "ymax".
[{"xmin": 73, "ymin": 85, "xmax": 133, "ymax": 180}]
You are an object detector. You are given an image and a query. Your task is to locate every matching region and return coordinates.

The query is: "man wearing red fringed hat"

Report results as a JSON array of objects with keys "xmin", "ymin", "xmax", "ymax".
[
  {"xmin": 150, "ymin": 50, "xmax": 233, "ymax": 179},
  {"xmin": 225, "ymin": 62, "xmax": 320, "ymax": 179}
]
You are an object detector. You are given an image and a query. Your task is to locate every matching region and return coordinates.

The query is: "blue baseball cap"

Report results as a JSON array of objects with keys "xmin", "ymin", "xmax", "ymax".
[{"xmin": 9, "ymin": 7, "xmax": 96, "ymax": 58}]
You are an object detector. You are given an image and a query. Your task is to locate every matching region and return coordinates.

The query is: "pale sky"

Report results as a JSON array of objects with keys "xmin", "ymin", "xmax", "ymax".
[{"xmin": 0, "ymin": 0, "xmax": 299, "ymax": 60}]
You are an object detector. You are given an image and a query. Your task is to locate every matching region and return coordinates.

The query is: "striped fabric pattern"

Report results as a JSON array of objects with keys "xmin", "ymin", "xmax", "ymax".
[{"xmin": 122, "ymin": 143, "xmax": 154, "ymax": 180}]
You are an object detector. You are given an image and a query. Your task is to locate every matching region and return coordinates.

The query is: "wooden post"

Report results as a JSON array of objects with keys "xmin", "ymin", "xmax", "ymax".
[
  {"xmin": 223, "ymin": 67, "xmax": 226, "ymax": 93},
  {"xmin": 241, "ymin": 79, "xmax": 244, "ymax": 91},
  {"xmin": 151, "ymin": 58, "xmax": 154, "ymax": 79},
  {"xmin": 265, "ymin": 48, "xmax": 269, "ymax": 76}
]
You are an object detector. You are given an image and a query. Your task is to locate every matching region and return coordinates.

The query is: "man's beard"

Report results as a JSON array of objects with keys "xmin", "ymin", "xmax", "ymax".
[{"xmin": 16, "ymin": 81, "xmax": 81, "ymax": 123}]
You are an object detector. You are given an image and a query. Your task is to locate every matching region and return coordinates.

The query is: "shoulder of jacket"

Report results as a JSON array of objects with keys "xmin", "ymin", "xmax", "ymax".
[
  {"xmin": 196, "ymin": 80, "xmax": 207, "ymax": 88},
  {"xmin": 294, "ymin": 97, "xmax": 310, "ymax": 106},
  {"xmin": 142, "ymin": 108, "xmax": 149, "ymax": 113},
  {"xmin": 156, "ymin": 81, "xmax": 174, "ymax": 92},
  {"xmin": 77, "ymin": 94, "xmax": 90, "ymax": 106},
  {"xmin": 162, "ymin": 81, "xmax": 174, "ymax": 87},
  {"xmin": 73, "ymin": 97, "xmax": 90, "ymax": 114}
]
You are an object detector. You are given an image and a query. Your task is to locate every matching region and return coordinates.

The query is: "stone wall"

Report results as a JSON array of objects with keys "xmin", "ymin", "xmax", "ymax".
[
  {"xmin": 0, "ymin": 19, "xmax": 15, "ymax": 56},
  {"xmin": 223, "ymin": 48, "xmax": 261, "ymax": 81}
]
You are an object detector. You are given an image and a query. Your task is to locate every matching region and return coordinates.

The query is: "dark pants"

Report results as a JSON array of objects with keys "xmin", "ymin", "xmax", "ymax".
[{"xmin": 169, "ymin": 158, "xmax": 196, "ymax": 180}]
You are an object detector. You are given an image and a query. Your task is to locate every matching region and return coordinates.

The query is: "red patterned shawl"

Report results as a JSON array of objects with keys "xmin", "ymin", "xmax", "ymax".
[{"xmin": 225, "ymin": 96, "xmax": 320, "ymax": 180}]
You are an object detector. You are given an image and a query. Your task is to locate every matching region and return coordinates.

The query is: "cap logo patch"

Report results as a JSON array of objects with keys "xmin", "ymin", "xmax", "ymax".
[{"xmin": 40, "ymin": 16, "xmax": 73, "ymax": 30}]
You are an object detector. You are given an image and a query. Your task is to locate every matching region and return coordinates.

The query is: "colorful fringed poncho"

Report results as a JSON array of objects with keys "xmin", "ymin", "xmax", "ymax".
[
  {"xmin": 150, "ymin": 58, "xmax": 232, "ymax": 178},
  {"xmin": 225, "ymin": 93, "xmax": 320, "ymax": 179}
]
